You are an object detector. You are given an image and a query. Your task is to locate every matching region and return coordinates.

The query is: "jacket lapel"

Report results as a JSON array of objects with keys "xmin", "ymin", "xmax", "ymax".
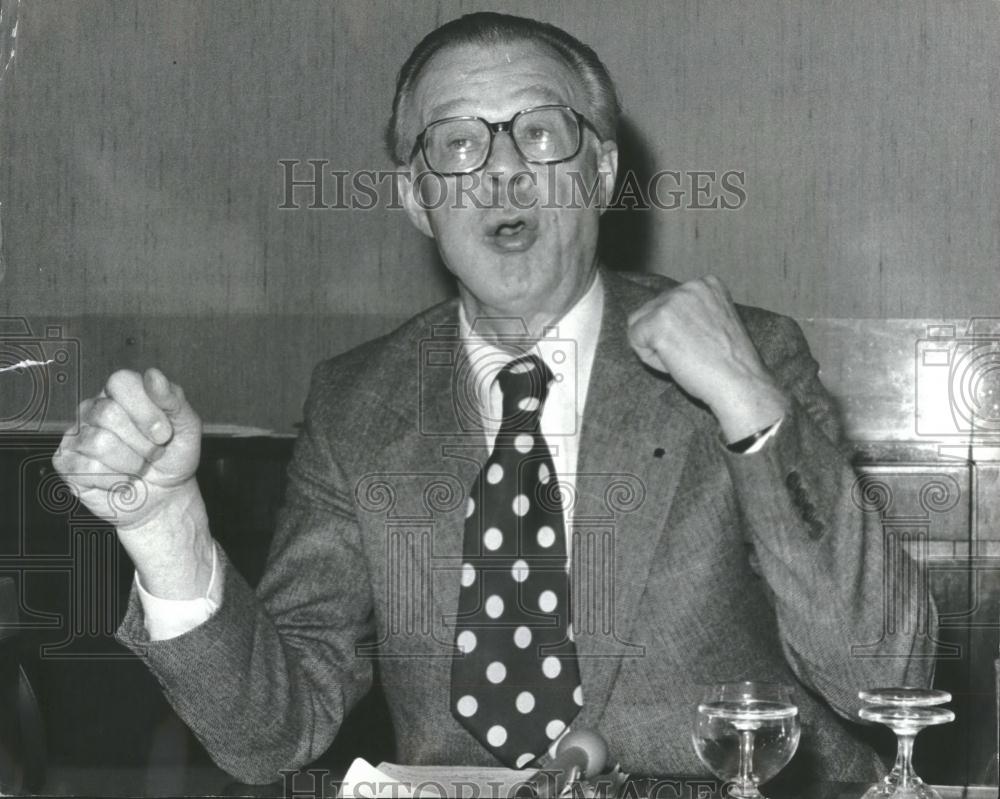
[
  {"xmin": 572, "ymin": 271, "xmax": 704, "ymax": 729},
  {"xmin": 367, "ymin": 308, "xmax": 487, "ymax": 642}
]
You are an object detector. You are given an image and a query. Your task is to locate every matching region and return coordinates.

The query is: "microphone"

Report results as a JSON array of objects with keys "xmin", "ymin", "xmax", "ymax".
[{"xmin": 514, "ymin": 728, "xmax": 609, "ymax": 798}]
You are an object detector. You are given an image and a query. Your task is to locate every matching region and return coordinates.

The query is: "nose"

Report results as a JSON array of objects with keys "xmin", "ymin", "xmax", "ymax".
[
  {"xmin": 483, "ymin": 131, "xmax": 534, "ymax": 197},
  {"xmin": 485, "ymin": 129, "xmax": 524, "ymax": 170}
]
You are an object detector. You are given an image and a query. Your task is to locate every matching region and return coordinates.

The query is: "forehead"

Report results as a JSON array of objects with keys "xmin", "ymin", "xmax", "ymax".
[{"xmin": 410, "ymin": 41, "xmax": 587, "ymax": 126}]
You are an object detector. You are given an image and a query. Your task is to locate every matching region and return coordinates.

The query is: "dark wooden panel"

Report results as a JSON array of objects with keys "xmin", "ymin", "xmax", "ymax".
[{"xmin": 0, "ymin": 436, "xmax": 395, "ymax": 771}]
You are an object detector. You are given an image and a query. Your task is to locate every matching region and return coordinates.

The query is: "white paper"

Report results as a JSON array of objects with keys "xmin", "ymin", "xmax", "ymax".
[
  {"xmin": 340, "ymin": 757, "xmax": 416, "ymax": 798},
  {"xmin": 339, "ymin": 758, "xmax": 534, "ymax": 798}
]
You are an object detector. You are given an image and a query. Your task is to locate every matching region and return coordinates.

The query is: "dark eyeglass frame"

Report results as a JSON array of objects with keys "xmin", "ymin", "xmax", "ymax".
[{"xmin": 409, "ymin": 104, "xmax": 602, "ymax": 176}]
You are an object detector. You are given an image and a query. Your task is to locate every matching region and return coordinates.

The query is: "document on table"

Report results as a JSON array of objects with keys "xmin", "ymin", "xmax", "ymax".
[{"xmin": 340, "ymin": 757, "xmax": 534, "ymax": 798}]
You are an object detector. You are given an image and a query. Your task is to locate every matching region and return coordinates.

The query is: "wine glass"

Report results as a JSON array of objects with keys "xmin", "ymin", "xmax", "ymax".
[
  {"xmin": 858, "ymin": 687, "xmax": 954, "ymax": 799},
  {"xmin": 692, "ymin": 681, "xmax": 801, "ymax": 798}
]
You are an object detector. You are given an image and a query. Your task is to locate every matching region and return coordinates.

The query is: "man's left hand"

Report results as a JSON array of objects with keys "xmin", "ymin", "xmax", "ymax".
[{"xmin": 627, "ymin": 275, "xmax": 788, "ymax": 443}]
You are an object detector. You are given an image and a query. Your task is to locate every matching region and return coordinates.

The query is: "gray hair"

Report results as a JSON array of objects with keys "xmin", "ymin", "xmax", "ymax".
[{"xmin": 386, "ymin": 12, "xmax": 621, "ymax": 166}]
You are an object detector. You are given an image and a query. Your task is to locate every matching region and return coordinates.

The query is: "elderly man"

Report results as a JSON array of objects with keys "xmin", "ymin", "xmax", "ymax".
[{"xmin": 54, "ymin": 11, "xmax": 933, "ymax": 786}]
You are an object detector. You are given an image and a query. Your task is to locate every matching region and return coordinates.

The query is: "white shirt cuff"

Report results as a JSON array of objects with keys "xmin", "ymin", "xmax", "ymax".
[
  {"xmin": 743, "ymin": 417, "xmax": 783, "ymax": 453},
  {"xmin": 135, "ymin": 542, "xmax": 222, "ymax": 641}
]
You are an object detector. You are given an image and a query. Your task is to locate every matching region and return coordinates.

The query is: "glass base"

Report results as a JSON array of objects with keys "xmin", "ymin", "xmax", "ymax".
[
  {"xmin": 726, "ymin": 783, "xmax": 764, "ymax": 799},
  {"xmin": 861, "ymin": 775, "xmax": 942, "ymax": 799}
]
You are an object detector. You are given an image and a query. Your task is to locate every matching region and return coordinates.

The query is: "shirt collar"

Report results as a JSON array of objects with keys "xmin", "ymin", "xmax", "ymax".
[{"xmin": 458, "ymin": 272, "xmax": 604, "ymax": 422}]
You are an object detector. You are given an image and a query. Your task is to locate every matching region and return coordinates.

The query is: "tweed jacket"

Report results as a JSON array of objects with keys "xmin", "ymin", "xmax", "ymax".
[{"xmin": 118, "ymin": 268, "xmax": 936, "ymax": 784}]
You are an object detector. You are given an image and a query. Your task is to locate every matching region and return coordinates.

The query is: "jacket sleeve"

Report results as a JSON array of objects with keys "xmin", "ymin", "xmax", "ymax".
[
  {"xmin": 116, "ymin": 366, "xmax": 375, "ymax": 784},
  {"xmin": 723, "ymin": 313, "xmax": 938, "ymax": 720}
]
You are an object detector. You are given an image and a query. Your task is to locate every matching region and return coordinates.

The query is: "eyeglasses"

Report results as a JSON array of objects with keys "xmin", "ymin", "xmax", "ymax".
[{"xmin": 410, "ymin": 105, "xmax": 601, "ymax": 176}]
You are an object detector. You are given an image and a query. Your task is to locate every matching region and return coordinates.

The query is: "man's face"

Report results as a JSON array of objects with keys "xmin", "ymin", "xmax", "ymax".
[{"xmin": 400, "ymin": 41, "xmax": 618, "ymax": 334}]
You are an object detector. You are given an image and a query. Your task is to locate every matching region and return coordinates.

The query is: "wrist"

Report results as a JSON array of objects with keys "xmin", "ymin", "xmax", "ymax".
[
  {"xmin": 712, "ymin": 378, "xmax": 788, "ymax": 443},
  {"xmin": 116, "ymin": 480, "xmax": 215, "ymax": 600}
]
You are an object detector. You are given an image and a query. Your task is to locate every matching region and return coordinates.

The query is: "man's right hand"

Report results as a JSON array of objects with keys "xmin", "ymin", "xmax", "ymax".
[
  {"xmin": 53, "ymin": 368, "xmax": 216, "ymax": 600},
  {"xmin": 53, "ymin": 368, "xmax": 202, "ymax": 529}
]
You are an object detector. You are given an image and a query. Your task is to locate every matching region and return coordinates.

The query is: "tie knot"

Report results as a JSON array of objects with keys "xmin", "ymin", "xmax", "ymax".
[{"xmin": 496, "ymin": 354, "xmax": 552, "ymax": 427}]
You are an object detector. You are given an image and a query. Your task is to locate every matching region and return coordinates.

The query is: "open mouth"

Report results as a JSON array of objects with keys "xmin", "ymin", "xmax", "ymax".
[
  {"xmin": 496, "ymin": 220, "xmax": 527, "ymax": 236},
  {"xmin": 485, "ymin": 216, "xmax": 538, "ymax": 252}
]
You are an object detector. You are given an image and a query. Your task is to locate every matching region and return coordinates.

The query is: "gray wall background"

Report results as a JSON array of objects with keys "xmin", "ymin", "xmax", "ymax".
[{"xmin": 1, "ymin": 1, "xmax": 997, "ymax": 434}]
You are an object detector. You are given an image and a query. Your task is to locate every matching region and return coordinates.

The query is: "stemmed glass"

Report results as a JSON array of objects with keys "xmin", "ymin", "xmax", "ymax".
[
  {"xmin": 858, "ymin": 687, "xmax": 954, "ymax": 799},
  {"xmin": 692, "ymin": 682, "xmax": 801, "ymax": 798}
]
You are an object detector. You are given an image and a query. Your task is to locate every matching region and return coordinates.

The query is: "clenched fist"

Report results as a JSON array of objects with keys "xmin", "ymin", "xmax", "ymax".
[
  {"xmin": 53, "ymin": 368, "xmax": 213, "ymax": 599},
  {"xmin": 53, "ymin": 368, "xmax": 201, "ymax": 528},
  {"xmin": 627, "ymin": 275, "xmax": 787, "ymax": 442}
]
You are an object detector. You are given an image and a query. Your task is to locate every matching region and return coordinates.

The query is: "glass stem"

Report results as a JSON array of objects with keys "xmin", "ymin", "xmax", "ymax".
[
  {"xmin": 738, "ymin": 728, "xmax": 756, "ymax": 792},
  {"xmin": 893, "ymin": 730, "xmax": 917, "ymax": 788}
]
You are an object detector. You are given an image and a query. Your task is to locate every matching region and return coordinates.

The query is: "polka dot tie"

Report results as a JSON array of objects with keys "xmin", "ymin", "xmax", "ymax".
[{"xmin": 450, "ymin": 354, "xmax": 583, "ymax": 768}]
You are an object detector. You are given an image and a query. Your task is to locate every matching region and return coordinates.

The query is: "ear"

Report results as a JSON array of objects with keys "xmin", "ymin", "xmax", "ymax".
[
  {"xmin": 396, "ymin": 167, "xmax": 435, "ymax": 239},
  {"xmin": 596, "ymin": 139, "xmax": 619, "ymax": 216}
]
